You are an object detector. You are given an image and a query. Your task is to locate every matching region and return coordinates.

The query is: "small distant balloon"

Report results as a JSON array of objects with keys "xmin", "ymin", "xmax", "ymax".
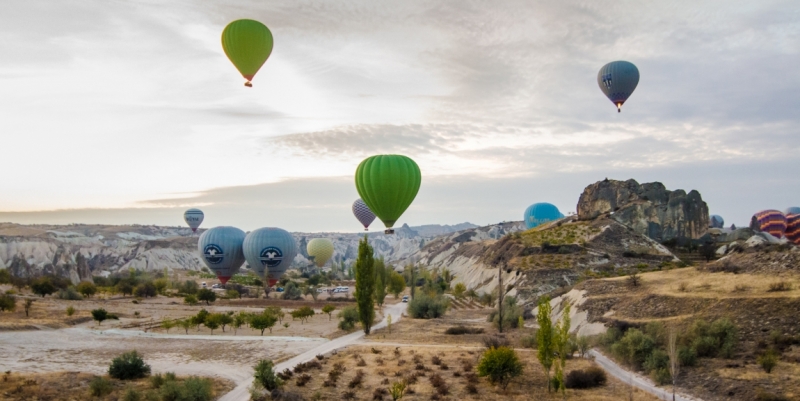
[
  {"xmin": 183, "ymin": 208, "xmax": 204, "ymax": 233},
  {"xmin": 221, "ymin": 19, "xmax": 274, "ymax": 87},
  {"xmin": 352, "ymin": 199, "xmax": 376, "ymax": 231},
  {"xmin": 598, "ymin": 61, "xmax": 640, "ymax": 112},
  {"xmin": 243, "ymin": 227, "xmax": 297, "ymax": 287},
  {"xmin": 785, "ymin": 207, "xmax": 800, "ymax": 216},
  {"xmin": 750, "ymin": 210, "xmax": 787, "ymax": 239},
  {"xmin": 786, "ymin": 214, "xmax": 800, "ymax": 245},
  {"xmin": 307, "ymin": 238, "xmax": 334, "ymax": 268},
  {"xmin": 709, "ymin": 215, "xmax": 724, "ymax": 229},
  {"xmin": 524, "ymin": 203, "xmax": 564, "ymax": 230},
  {"xmin": 197, "ymin": 226, "xmax": 246, "ymax": 284}
]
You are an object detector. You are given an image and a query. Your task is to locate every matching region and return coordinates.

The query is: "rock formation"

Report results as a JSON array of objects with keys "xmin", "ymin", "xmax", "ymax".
[{"xmin": 577, "ymin": 178, "xmax": 709, "ymax": 241}]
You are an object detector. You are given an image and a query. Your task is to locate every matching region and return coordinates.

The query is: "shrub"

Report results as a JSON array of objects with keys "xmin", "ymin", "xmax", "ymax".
[
  {"xmin": 348, "ymin": 370, "xmax": 365, "ymax": 388},
  {"xmin": 123, "ymin": 387, "xmax": 141, "ymax": 401},
  {"xmin": 57, "ymin": 287, "xmax": 83, "ymax": 300},
  {"xmin": 476, "ymin": 347, "xmax": 524, "ymax": 390},
  {"xmin": 372, "ymin": 387, "xmax": 388, "ymax": 400},
  {"xmin": 31, "ymin": 277, "xmax": 57, "ymax": 297},
  {"xmin": 342, "ymin": 390, "xmax": 356, "ymax": 400},
  {"xmin": 184, "ymin": 295, "xmax": 198, "ymax": 305},
  {"xmin": 768, "ymin": 281, "xmax": 792, "ymax": 292},
  {"xmin": 758, "ymin": 349, "xmax": 779, "ymax": 373},
  {"xmin": 678, "ymin": 346, "xmax": 697, "ymax": 367},
  {"xmin": 0, "ymin": 294, "xmax": 16, "ymax": 312},
  {"xmin": 407, "ymin": 293, "xmax": 449, "ymax": 319},
  {"xmin": 296, "ymin": 374, "xmax": 312, "ymax": 386},
  {"xmin": 756, "ymin": 391, "xmax": 790, "ymax": 401},
  {"xmin": 431, "ymin": 356, "xmax": 442, "ymax": 365},
  {"xmin": 611, "ymin": 328, "xmax": 655, "ymax": 369},
  {"xmin": 182, "ymin": 376, "xmax": 213, "ymax": 401},
  {"xmin": 197, "ymin": 288, "xmax": 216, "ymax": 305},
  {"xmin": 465, "ymin": 383, "xmax": 478, "ymax": 394},
  {"xmin": 92, "ymin": 308, "xmax": 109, "ymax": 325},
  {"xmin": 109, "ymin": 350, "xmax": 151, "ymax": 380},
  {"xmin": 651, "ymin": 367, "xmax": 672, "ymax": 385},
  {"xmin": 482, "ymin": 335, "xmax": 510, "ymax": 349},
  {"xmin": 565, "ymin": 366, "xmax": 607, "ymax": 389},
  {"xmin": 443, "ymin": 324, "xmax": 484, "ymax": 335},
  {"xmin": 89, "ymin": 376, "xmax": 113, "ymax": 397},
  {"xmin": 254, "ymin": 359, "xmax": 282, "ymax": 391},
  {"xmin": 150, "ymin": 373, "xmax": 165, "ymax": 389},
  {"xmin": 66, "ymin": 305, "xmax": 76, "ymax": 316},
  {"xmin": 338, "ymin": 306, "xmax": 359, "ymax": 331},
  {"xmin": 159, "ymin": 380, "xmax": 183, "ymax": 401},
  {"xmin": 281, "ymin": 282, "xmax": 303, "ymax": 300},
  {"xmin": 134, "ymin": 282, "xmax": 157, "ymax": 298},
  {"xmin": 643, "ymin": 349, "xmax": 669, "ymax": 373},
  {"xmin": 77, "ymin": 281, "xmax": 98, "ymax": 298}
]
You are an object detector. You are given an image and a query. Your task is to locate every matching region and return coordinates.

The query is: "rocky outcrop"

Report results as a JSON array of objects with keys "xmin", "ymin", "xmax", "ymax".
[{"xmin": 577, "ymin": 178, "xmax": 709, "ymax": 241}]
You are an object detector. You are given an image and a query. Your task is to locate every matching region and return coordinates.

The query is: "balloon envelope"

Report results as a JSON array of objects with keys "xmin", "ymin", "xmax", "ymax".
[
  {"xmin": 243, "ymin": 227, "xmax": 297, "ymax": 287},
  {"xmin": 524, "ymin": 203, "xmax": 564, "ymax": 230},
  {"xmin": 786, "ymin": 214, "xmax": 800, "ymax": 245},
  {"xmin": 183, "ymin": 208, "xmax": 204, "ymax": 233},
  {"xmin": 597, "ymin": 61, "xmax": 640, "ymax": 112},
  {"xmin": 750, "ymin": 210, "xmax": 787, "ymax": 239},
  {"xmin": 355, "ymin": 155, "xmax": 421, "ymax": 229},
  {"xmin": 709, "ymin": 215, "xmax": 724, "ymax": 229},
  {"xmin": 352, "ymin": 199, "xmax": 376, "ymax": 231},
  {"xmin": 221, "ymin": 19, "xmax": 274, "ymax": 86},
  {"xmin": 785, "ymin": 207, "xmax": 800, "ymax": 216},
  {"xmin": 197, "ymin": 226, "xmax": 246, "ymax": 284},
  {"xmin": 307, "ymin": 238, "xmax": 334, "ymax": 268}
]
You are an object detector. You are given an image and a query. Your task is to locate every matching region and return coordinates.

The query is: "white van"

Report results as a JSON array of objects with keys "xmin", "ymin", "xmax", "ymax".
[
  {"xmin": 201, "ymin": 282, "xmax": 207, "ymax": 288},
  {"xmin": 333, "ymin": 286, "xmax": 349, "ymax": 293}
]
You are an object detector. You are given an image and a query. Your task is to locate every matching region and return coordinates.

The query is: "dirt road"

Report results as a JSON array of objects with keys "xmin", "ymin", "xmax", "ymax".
[
  {"xmin": 588, "ymin": 349, "xmax": 701, "ymax": 401},
  {"xmin": 219, "ymin": 302, "xmax": 408, "ymax": 401}
]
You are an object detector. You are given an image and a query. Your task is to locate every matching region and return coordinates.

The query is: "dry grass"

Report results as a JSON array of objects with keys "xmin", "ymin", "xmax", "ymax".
[
  {"xmin": 0, "ymin": 371, "xmax": 233, "ymax": 400},
  {"xmin": 279, "ymin": 345, "xmax": 660, "ymax": 401}
]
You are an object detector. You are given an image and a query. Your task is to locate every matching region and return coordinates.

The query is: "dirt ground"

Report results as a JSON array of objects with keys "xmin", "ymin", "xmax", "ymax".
[
  {"xmin": 278, "ymin": 343, "xmax": 660, "ymax": 401},
  {"xmin": 0, "ymin": 371, "xmax": 233, "ymax": 401}
]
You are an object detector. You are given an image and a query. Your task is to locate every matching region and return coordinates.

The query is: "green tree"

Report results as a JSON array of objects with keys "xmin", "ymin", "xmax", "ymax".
[
  {"xmin": 109, "ymin": 350, "xmax": 151, "ymax": 380},
  {"xmin": 153, "ymin": 278, "xmax": 168, "ymax": 295},
  {"xmin": 177, "ymin": 319, "xmax": 193, "ymax": 334},
  {"xmin": 0, "ymin": 294, "xmax": 16, "ymax": 312},
  {"xmin": 291, "ymin": 306, "xmax": 315, "ymax": 324},
  {"xmin": 217, "ymin": 313, "xmax": 233, "ymax": 332},
  {"xmin": 180, "ymin": 280, "xmax": 199, "ymax": 295},
  {"xmin": 0, "ymin": 268, "xmax": 10, "ymax": 284},
  {"xmin": 76, "ymin": 281, "xmax": 97, "ymax": 298},
  {"xmin": 338, "ymin": 306, "xmax": 359, "ymax": 331},
  {"xmin": 134, "ymin": 282, "xmax": 157, "ymax": 298},
  {"xmin": 322, "ymin": 304, "xmax": 336, "ymax": 320},
  {"xmin": 92, "ymin": 308, "xmax": 109, "ymax": 325},
  {"xmin": 232, "ymin": 313, "xmax": 247, "ymax": 335},
  {"xmin": 31, "ymin": 277, "xmax": 57, "ymax": 298},
  {"xmin": 354, "ymin": 236, "xmax": 376, "ymax": 334},
  {"xmin": 184, "ymin": 294, "xmax": 198, "ymax": 305},
  {"xmin": 204, "ymin": 314, "xmax": 221, "ymax": 334},
  {"xmin": 452, "ymin": 283, "xmax": 466, "ymax": 299},
  {"xmin": 281, "ymin": 282, "xmax": 303, "ymax": 300},
  {"xmin": 253, "ymin": 359, "xmax": 282, "ymax": 391},
  {"xmin": 374, "ymin": 257, "xmax": 387, "ymax": 306},
  {"xmin": 388, "ymin": 271, "xmax": 406, "ymax": 298},
  {"xmin": 537, "ymin": 296, "xmax": 555, "ymax": 392},
  {"xmin": 477, "ymin": 346, "xmax": 524, "ymax": 390},
  {"xmin": 553, "ymin": 303, "xmax": 571, "ymax": 398},
  {"xmin": 22, "ymin": 299, "xmax": 33, "ymax": 317},
  {"xmin": 303, "ymin": 285, "xmax": 319, "ymax": 301},
  {"xmin": 197, "ymin": 288, "xmax": 216, "ymax": 305},
  {"xmin": 116, "ymin": 281, "xmax": 134, "ymax": 296},
  {"xmin": 265, "ymin": 306, "xmax": 284, "ymax": 324},
  {"xmin": 161, "ymin": 319, "xmax": 176, "ymax": 333},
  {"xmin": 251, "ymin": 313, "xmax": 278, "ymax": 335}
]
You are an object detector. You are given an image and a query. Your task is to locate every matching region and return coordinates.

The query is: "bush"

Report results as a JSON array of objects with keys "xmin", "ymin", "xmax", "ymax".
[
  {"xmin": 520, "ymin": 333, "xmax": 537, "ymax": 349},
  {"xmin": 0, "ymin": 294, "xmax": 16, "ymax": 312},
  {"xmin": 150, "ymin": 373, "xmax": 165, "ymax": 389},
  {"xmin": 758, "ymin": 349, "xmax": 779, "ymax": 373},
  {"xmin": 611, "ymin": 329, "xmax": 655, "ymax": 369},
  {"xmin": 31, "ymin": 277, "xmax": 57, "ymax": 297},
  {"xmin": 123, "ymin": 387, "xmax": 142, "ymax": 401},
  {"xmin": 109, "ymin": 350, "xmax": 151, "ymax": 380},
  {"xmin": 77, "ymin": 281, "xmax": 97, "ymax": 298},
  {"xmin": 482, "ymin": 335, "xmax": 510, "ymax": 349},
  {"xmin": 135, "ymin": 282, "xmax": 157, "ymax": 298},
  {"xmin": 281, "ymin": 282, "xmax": 303, "ymax": 300},
  {"xmin": 57, "ymin": 287, "xmax": 83, "ymax": 300},
  {"xmin": 182, "ymin": 376, "xmax": 213, "ymax": 401},
  {"xmin": 159, "ymin": 380, "xmax": 183, "ymax": 401},
  {"xmin": 66, "ymin": 305, "xmax": 76, "ymax": 316},
  {"xmin": 756, "ymin": 391, "xmax": 790, "ymax": 401},
  {"xmin": 565, "ymin": 366, "xmax": 607, "ymax": 389},
  {"xmin": 89, "ymin": 376, "xmax": 113, "ymax": 397},
  {"xmin": 407, "ymin": 293, "xmax": 449, "ymax": 319},
  {"xmin": 444, "ymin": 326, "xmax": 484, "ymax": 335},
  {"xmin": 692, "ymin": 336, "xmax": 719, "ymax": 358},
  {"xmin": 643, "ymin": 349, "xmax": 669, "ymax": 373},
  {"xmin": 254, "ymin": 359, "xmax": 282, "ymax": 391},
  {"xmin": 184, "ymin": 295, "xmax": 198, "ymax": 305},
  {"xmin": 338, "ymin": 306, "xmax": 359, "ymax": 331},
  {"xmin": 678, "ymin": 345, "xmax": 697, "ymax": 367},
  {"xmin": 476, "ymin": 346, "xmax": 524, "ymax": 390},
  {"xmin": 197, "ymin": 288, "xmax": 216, "ymax": 305}
]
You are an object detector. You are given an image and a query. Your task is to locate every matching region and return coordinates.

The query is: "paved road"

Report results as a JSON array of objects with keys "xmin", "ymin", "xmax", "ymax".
[
  {"xmin": 219, "ymin": 302, "xmax": 408, "ymax": 401},
  {"xmin": 588, "ymin": 349, "xmax": 701, "ymax": 401}
]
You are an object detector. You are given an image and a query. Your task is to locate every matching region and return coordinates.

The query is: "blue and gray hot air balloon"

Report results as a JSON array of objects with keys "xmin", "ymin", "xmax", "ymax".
[
  {"xmin": 598, "ymin": 61, "xmax": 640, "ymax": 112},
  {"xmin": 243, "ymin": 227, "xmax": 297, "ymax": 287},
  {"xmin": 352, "ymin": 199, "xmax": 376, "ymax": 231},
  {"xmin": 710, "ymin": 215, "xmax": 724, "ymax": 229},
  {"xmin": 184, "ymin": 208, "xmax": 204, "ymax": 233},
  {"xmin": 785, "ymin": 207, "xmax": 800, "ymax": 216},
  {"xmin": 198, "ymin": 226, "xmax": 246, "ymax": 284},
  {"xmin": 524, "ymin": 203, "xmax": 564, "ymax": 230}
]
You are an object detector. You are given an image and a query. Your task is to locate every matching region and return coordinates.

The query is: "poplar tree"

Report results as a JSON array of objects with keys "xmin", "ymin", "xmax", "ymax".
[
  {"xmin": 537, "ymin": 296, "xmax": 554, "ymax": 392},
  {"xmin": 355, "ymin": 236, "xmax": 376, "ymax": 334}
]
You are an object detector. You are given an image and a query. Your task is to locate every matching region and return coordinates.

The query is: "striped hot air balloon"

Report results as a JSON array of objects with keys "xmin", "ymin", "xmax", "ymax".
[
  {"xmin": 786, "ymin": 213, "xmax": 800, "ymax": 245},
  {"xmin": 352, "ymin": 199, "xmax": 376, "ymax": 231},
  {"xmin": 750, "ymin": 210, "xmax": 787, "ymax": 239}
]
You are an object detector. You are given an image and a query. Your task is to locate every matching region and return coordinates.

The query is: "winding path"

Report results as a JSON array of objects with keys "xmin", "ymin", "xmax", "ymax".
[
  {"xmin": 588, "ymin": 349, "xmax": 700, "ymax": 401},
  {"xmin": 219, "ymin": 302, "xmax": 408, "ymax": 401}
]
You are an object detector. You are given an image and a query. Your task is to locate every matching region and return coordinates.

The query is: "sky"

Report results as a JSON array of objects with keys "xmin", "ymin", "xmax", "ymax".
[{"xmin": 0, "ymin": 0, "xmax": 798, "ymax": 232}]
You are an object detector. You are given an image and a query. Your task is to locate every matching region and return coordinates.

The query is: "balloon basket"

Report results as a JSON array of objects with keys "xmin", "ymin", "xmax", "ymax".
[
  {"xmin": 384, "ymin": 229, "xmax": 395, "ymax": 234},
  {"xmin": 244, "ymin": 81, "xmax": 253, "ymax": 87}
]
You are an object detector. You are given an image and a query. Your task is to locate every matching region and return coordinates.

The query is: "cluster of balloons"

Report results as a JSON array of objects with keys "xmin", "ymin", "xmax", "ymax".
[
  {"xmin": 751, "ymin": 208, "xmax": 800, "ymax": 245},
  {"xmin": 523, "ymin": 203, "xmax": 564, "ymax": 230}
]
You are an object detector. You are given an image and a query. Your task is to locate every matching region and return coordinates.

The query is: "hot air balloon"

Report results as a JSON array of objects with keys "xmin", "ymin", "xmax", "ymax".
[
  {"xmin": 785, "ymin": 207, "xmax": 800, "ymax": 216},
  {"xmin": 352, "ymin": 199, "xmax": 376, "ymax": 231},
  {"xmin": 243, "ymin": 227, "xmax": 297, "ymax": 287},
  {"xmin": 183, "ymin": 208, "xmax": 204, "ymax": 233},
  {"xmin": 597, "ymin": 61, "xmax": 640, "ymax": 112},
  {"xmin": 307, "ymin": 238, "xmax": 334, "ymax": 268},
  {"xmin": 221, "ymin": 19, "xmax": 274, "ymax": 87},
  {"xmin": 786, "ymin": 214, "xmax": 800, "ymax": 245},
  {"xmin": 355, "ymin": 155, "xmax": 421, "ymax": 234},
  {"xmin": 750, "ymin": 210, "xmax": 787, "ymax": 239},
  {"xmin": 524, "ymin": 203, "xmax": 564, "ymax": 230},
  {"xmin": 197, "ymin": 226, "xmax": 246, "ymax": 284},
  {"xmin": 709, "ymin": 215, "xmax": 724, "ymax": 229}
]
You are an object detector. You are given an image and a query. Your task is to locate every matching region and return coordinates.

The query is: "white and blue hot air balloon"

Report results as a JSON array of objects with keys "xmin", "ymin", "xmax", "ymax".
[
  {"xmin": 184, "ymin": 208, "xmax": 204, "ymax": 233},
  {"xmin": 524, "ymin": 203, "xmax": 564, "ymax": 230},
  {"xmin": 598, "ymin": 61, "xmax": 640, "ymax": 112},
  {"xmin": 710, "ymin": 215, "xmax": 725, "ymax": 229},
  {"xmin": 243, "ymin": 227, "xmax": 297, "ymax": 287},
  {"xmin": 352, "ymin": 199, "xmax": 376, "ymax": 231},
  {"xmin": 197, "ymin": 226, "xmax": 246, "ymax": 284}
]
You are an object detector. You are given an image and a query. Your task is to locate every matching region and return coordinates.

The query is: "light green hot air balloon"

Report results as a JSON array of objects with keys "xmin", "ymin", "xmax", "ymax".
[
  {"xmin": 307, "ymin": 238, "xmax": 334, "ymax": 268},
  {"xmin": 221, "ymin": 19, "xmax": 274, "ymax": 87},
  {"xmin": 355, "ymin": 155, "xmax": 421, "ymax": 234}
]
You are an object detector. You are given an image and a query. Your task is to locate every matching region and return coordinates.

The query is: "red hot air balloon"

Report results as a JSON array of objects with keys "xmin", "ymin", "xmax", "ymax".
[
  {"xmin": 786, "ymin": 213, "xmax": 800, "ymax": 245},
  {"xmin": 750, "ymin": 210, "xmax": 788, "ymax": 239}
]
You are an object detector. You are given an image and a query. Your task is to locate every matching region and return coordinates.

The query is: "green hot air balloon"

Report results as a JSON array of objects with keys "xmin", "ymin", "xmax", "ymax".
[
  {"xmin": 221, "ymin": 19, "xmax": 274, "ymax": 87},
  {"xmin": 355, "ymin": 155, "xmax": 421, "ymax": 234}
]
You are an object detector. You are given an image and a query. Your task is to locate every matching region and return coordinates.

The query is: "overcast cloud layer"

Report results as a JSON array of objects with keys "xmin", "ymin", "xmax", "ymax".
[{"xmin": 0, "ymin": 1, "xmax": 798, "ymax": 232}]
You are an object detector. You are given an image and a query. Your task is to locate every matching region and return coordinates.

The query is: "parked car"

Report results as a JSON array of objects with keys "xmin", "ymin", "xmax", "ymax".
[
  {"xmin": 333, "ymin": 286, "xmax": 349, "ymax": 293},
  {"xmin": 201, "ymin": 282, "xmax": 207, "ymax": 288},
  {"xmin": 211, "ymin": 284, "xmax": 221, "ymax": 289},
  {"xmin": 317, "ymin": 287, "xmax": 328, "ymax": 293},
  {"xmin": 402, "ymin": 295, "xmax": 409, "ymax": 303},
  {"xmin": 275, "ymin": 287, "xmax": 284, "ymax": 292}
]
